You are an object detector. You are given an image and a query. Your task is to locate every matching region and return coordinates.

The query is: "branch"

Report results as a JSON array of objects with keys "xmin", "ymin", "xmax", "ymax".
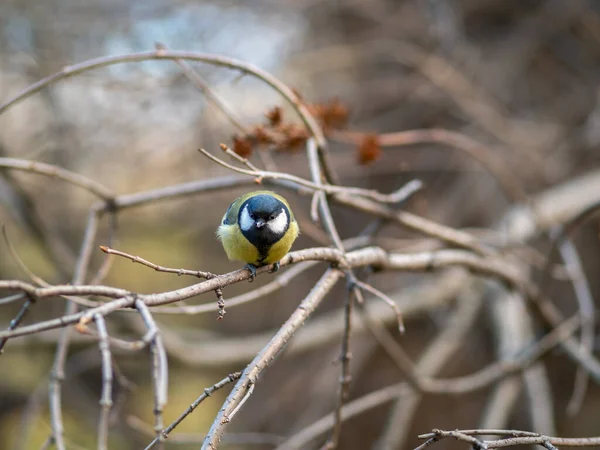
[
  {"xmin": 0, "ymin": 157, "xmax": 115, "ymax": 201},
  {"xmin": 276, "ymin": 312, "xmax": 581, "ymax": 449},
  {"xmin": 198, "ymin": 145, "xmax": 422, "ymax": 205},
  {"xmin": 0, "ymin": 246, "xmax": 524, "ymax": 341},
  {"xmin": 156, "ymin": 43, "xmax": 249, "ymax": 134},
  {"xmin": 0, "ymin": 294, "xmax": 34, "ymax": 353},
  {"xmin": 333, "ymin": 128, "xmax": 527, "ymax": 202},
  {"xmin": 93, "ymin": 314, "xmax": 113, "ymax": 450},
  {"xmin": 0, "ymin": 49, "xmax": 337, "ymax": 182},
  {"xmin": 47, "ymin": 201, "xmax": 102, "ymax": 449},
  {"xmin": 374, "ymin": 286, "xmax": 485, "ymax": 449},
  {"xmin": 99, "ymin": 246, "xmax": 215, "ymax": 279},
  {"xmin": 201, "ymin": 269, "xmax": 344, "ymax": 449},
  {"xmin": 333, "ymin": 192, "xmax": 493, "ymax": 256},
  {"xmin": 135, "ymin": 300, "xmax": 168, "ymax": 444},
  {"xmin": 144, "ymin": 372, "xmax": 242, "ymax": 450},
  {"xmin": 417, "ymin": 429, "xmax": 600, "ymax": 449}
]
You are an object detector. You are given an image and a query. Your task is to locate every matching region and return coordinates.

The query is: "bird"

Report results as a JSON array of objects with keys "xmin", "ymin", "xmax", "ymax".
[{"xmin": 217, "ymin": 190, "xmax": 299, "ymax": 280}]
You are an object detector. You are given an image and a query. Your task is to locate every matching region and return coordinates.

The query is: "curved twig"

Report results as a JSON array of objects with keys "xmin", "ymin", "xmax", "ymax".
[
  {"xmin": 199, "ymin": 146, "xmax": 422, "ymax": 205},
  {"xmin": 333, "ymin": 128, "xmax": 526, "ymax": 202},
  {"xmin": 0, "ymin": 49, "xmax": 337, "ymax": 182},
  {"xmin": 0, "ymin": 157, "xmax": 115, "ymax": 201}
]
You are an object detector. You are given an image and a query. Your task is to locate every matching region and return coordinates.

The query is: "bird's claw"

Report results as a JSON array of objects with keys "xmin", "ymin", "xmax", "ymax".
[
  {"xmin": 269, "ymin": 262, "xmax": 280, "ymax": 273},
  {"xmin": 245, "ymin": 263, "xmax": 257, "ymax": 282}
]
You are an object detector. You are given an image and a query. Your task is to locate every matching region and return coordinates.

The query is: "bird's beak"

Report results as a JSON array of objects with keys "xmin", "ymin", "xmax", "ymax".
[{"xmin": 255, "ymin": 218, "xmax": 266, "ymax": 229}]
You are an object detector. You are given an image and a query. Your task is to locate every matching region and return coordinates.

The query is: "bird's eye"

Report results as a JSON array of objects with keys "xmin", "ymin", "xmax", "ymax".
[
  {"xmin": 269, "ymin": 214, "xmax": 275, "ymax": 221},
  {"xmin": 250, "ymin": 213, "xmax": 255, "ymax": 220}
]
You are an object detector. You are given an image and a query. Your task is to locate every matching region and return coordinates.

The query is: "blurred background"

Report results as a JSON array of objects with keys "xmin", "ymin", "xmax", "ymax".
[{"xmin": 1, "ymin": 0, "xmax": 600, "ymax": 449}]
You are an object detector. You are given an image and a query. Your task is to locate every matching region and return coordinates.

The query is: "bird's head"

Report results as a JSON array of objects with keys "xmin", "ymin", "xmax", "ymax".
[{"xmin": 239, "ymin": 194, "xmax": 290, "ymax": 242}]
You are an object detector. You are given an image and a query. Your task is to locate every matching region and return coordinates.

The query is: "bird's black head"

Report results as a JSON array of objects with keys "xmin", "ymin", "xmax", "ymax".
[{"xmin": 238, "ymin": 194, "xmax": 290, "ymax": 250}]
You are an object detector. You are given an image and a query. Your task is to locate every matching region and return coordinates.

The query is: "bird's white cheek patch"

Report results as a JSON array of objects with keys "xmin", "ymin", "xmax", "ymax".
[
  {"xmin": 239, "ymin": 205, "xmax": 254, "ymax": 231},
  {"xmin": 268, "ymin": 210, "xmax": 288, "ymax": 235}
]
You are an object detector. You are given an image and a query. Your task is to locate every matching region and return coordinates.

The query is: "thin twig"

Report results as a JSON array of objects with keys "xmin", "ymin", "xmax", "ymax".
[
  {"xmin": 89, "ymin": 210, "xmax": 118, "ymax": 286},
  {"xmin": 48, "ymin": 205, "xmax": 102, "ymax": 449},
  {"xmin": 158, "ymin": 43, "xmax": 249, "ymax": 133},
  {"xmin": 199, "ymin": 146, "xmax": 422, "ymax": 205},
  {"xmin": 333, "ymin": 128, "xmax": 527, "ymax": 202},
  {"xmin": 1, "ymin": 224, "xmax": 99, "ymax": 309},
  {"xmin": 228, "ymin": 381, "xmax": 255, "ymax": 420},
  {"xmin": 0, "ymin": 295, "xmax": 34, "ymax": 354},
  {"xmin": 100, "ymin": 245, "xmax": 228, "ymax": 319},
  {"xmin": 39, "ymin": 436, "xmax": 54, "ymax": 450},
  {"xmin": 417, "ymin": 428, "xmax": 600, "ymax": 449},
  {"xmin": 100, "ymin": 246, "xmax": 215, "ymax": 279},
  {"xmin": 420, "ymin": 313, "xmax": 581, "ymax": 394},
  {"xmin": 94, "ymin": 314, "xmax": 113, "ymax": 450},
  {"xmin": 135, "ymin": 300, "xmax": 168, "ymax": 447},
  {"xmin": 333, "ymin": 192, "xmax": 492, "ymax": 256},
  {"xmin": 144, "ymin": 372, "xmax": 242, "ymax": 450},
  {"xmin": 310, "ymin": 191, "xmax": 321, "ymax": 223},
  {"xmin": 354, "ymin": 279, "xmax": 405, "ymax": 333},
  {"xmin": 0, "ymin": 293, "xmax": 27, "ymax": 306},
  {"xmin": 0, "ymin": 157, "xmax": 115, "ymax": 201},
  {"xmin": 548, "ymin": 226, "xmax": 596, "ymax": 416},
  {"xmin": 220, "ymin": 143, "xmax": 261, "ymax": 171},
  {"xmin": 130, "ymin": 415, "xmax": 284, "ymax": 446},
  {"xmin": 2, "ymin": 224, "xmax": 49, "ymax": 287},
  {"xmin": 321, "ymin": 286, "xmax": 355, "ymax": 450},
  {"xmin": 48, "ymin": 304, "xmax": 76, "ymax": 450},
  {"xmin": 373, "ymin": 286, "xmax": 485, "ymax": 449},
  {"xmin": 306, "ymin": 138, "xmax": 361, "ymax": 450}
]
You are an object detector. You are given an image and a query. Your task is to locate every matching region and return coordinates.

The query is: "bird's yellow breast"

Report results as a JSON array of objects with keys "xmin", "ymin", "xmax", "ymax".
[{"xmin": 217, "ymin": 220, "xmax": 299, "ymax": 266}]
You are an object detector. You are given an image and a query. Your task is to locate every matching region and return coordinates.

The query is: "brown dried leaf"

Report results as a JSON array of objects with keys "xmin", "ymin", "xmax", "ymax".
[
  {"xmin": 357, "ymin": 134, "xmax": 381, "ymax": 165},
  {"xmin": 278, "ymin": 124, "xmax": 309, "ymax": 151},
  {"xmin": 309, "ymin": 98, "xmax": 349, "ymax": 132},
  {"xmin": 232, "ymin": 135, "xmax": 253, "ymax": 158},
  {"xmin": 265, "ymin": 106, "xmax": 283, "ymax": 127},
  {"xmin": 251, "ymin": 125, "xmax": 275, "ymax": 145}
]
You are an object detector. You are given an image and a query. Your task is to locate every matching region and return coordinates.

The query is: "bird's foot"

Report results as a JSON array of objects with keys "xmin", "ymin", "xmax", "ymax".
[
  {"xmin": 269, "ymin": 262, "xmax": 280, "ymax": 273},
  {"xmin": 244, "ymin": 263, "xmax": 257, "ymax": 282}
]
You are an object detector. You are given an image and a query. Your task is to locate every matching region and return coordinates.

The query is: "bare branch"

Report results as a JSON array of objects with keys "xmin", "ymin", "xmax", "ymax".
[
  {"xmin": 417, "ymin": 428, "xmax": 600, "ymax": 449},
  {"xmin": 198, "ymin": 146, "xmax": 422, "ymax": 205},
  {"xmin": 354, "ymin": 280, "xmax": 405, "ymax": 333},
  {"xmin": 135, "ymin": 300, "xmax": 168, "ymax": 445},
  {"xmin": 99, "ymin": 246, "xmax": 215, "ymax": 279},
  {"xmin": 0, "ymin": 295, "xmax": 34, "ymax": 354},
  {"xmin": 156, "ymin": 43, "xmax": 249, "ymax": 134},
  {"xmin": 2, "ymin": 246, "xmax": 526, "ymax": 341},
  {"xmin": 201, "ymin": 268, "xmax": 344, "ymax": 449},
  {"xmin": 0, "ymin": 157, "xmax": 115, "ymax": 201},
  {"xmin": 276, "ymin": 312, "xmax": 581, "ymax": 449},
  {"xmin": 334, "ymin": 128, "xmax": 526, "ymax": 202},
  {"xmin": 321, "ymin": 286, "xmax": 355, "ymax": 450},
  {"xmin": 144, "ymin": 372, "xmax": 242, "ymax": 450},
  {"xmin": 0, "ymin": 49, "xmax": 337, "ymax": 182},
  {"xmin": 333, "ymin": 193, "xmax": 492, "ymax": 256},
  {"xmin": 93, "ymin": 314, "xmax": 113, "ymax": 450}
]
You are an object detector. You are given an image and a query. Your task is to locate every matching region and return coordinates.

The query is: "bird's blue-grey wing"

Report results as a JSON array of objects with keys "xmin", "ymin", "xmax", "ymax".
[{"xmin": 222, "ymin": 200, "xmax": 238, "ymax": 225}]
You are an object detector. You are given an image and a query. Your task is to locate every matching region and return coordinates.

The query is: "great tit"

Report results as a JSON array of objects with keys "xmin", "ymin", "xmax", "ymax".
[{"xmin": 217, "ymin": 190, "xmax": 299, "ymax": 279}]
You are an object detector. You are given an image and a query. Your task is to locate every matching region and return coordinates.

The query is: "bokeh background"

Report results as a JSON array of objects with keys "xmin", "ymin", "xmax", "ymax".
[{"xmin": 1, "ymin": 1, "xmax": 600, "ymax": 449}]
